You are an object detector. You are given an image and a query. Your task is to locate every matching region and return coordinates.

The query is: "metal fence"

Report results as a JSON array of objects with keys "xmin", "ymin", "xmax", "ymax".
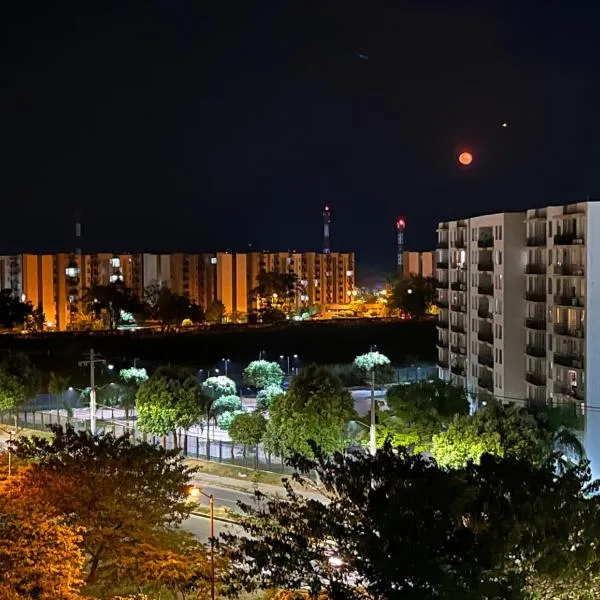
[{"xmin": 0, "ymin": 408, "xmax": 294, "ymax": 475}]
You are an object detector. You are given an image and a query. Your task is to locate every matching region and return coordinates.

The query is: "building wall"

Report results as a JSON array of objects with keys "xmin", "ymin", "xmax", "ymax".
[{"xmin": 403, "ymin": 251, "xmax": 434, "ymax": 278}]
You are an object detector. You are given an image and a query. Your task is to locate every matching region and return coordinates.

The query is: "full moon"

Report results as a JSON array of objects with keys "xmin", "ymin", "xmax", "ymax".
[{"xmin": 458, "ymin": 151, "xmax": 473, "ymax": 166}]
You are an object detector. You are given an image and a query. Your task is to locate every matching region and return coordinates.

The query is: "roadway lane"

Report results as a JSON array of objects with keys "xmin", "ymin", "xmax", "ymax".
[
  {"xmin": 191, "ymin": 485, "xmax": 263, "ymax": 513},
  {"xmin": 182, "ymin": 513, "xmax": 244, "ymax": 542}
]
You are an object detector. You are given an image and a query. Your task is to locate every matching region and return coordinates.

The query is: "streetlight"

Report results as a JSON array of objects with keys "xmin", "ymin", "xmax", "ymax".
[
  {"xmin": 258, "ymin": 350, "xmax": 266, "ymax": 360},
  {"xmin": 221, "ymin": 358, "xmax": 231, "ymax": 377},
  {"xmin": 189, "ymin": 486, "xmax": 216, "ymax": 600},
  {"xmin": 280, "ymin": 354, "xmax": 298, "ymax": 376}
]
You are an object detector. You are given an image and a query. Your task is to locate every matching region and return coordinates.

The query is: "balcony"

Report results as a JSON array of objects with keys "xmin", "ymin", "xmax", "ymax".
[
  {"xmin": 526, "ymin": 236, "xmax": 546, "ymax": 247},
  {"xmin": 477, "ymin": 261, "xmax": 493, "ymax": 272},
  {"xmin": 526, "ymin": 372, "xmax": 546, "ymax": 387},
  {"xmin": 451, "ymin": 365, "xmax": 466, "ymax": 377},
  {"xmin": 525, "ymin": 345, "xmax": 546, "ymax": 358},
  {"xmin": 437, "ymin": 358, "xmax": 449, "ymax": 369},
  {"xmin": 453, "ymin": 238, "xmax": 466, "ymax": 249},
  {"xmin": 435, "ymin": 280, "xmax": 448, "ymax": 289},
  {"xmin": 436, "ymin": 261, "xmax": 449, "ymax": 270},
  {"xmin": 556, "ymin": 385, "xmax": 585, "ymax": 402},
  {"xmin": 436, "ymin": 240, "xmax": 449, "ymax": 249},
  {"xmin": 477, "ymin": 308, "xmax": 493, "ymax": 320},
  {"xmin": 437, "ymin": 319, "xmax": 449, "ymax": 329},
  {"xmin": 436, "ymin": 299, "xmax": 449, "ymax": 308},
  {"xmin": 450, "ymin": 322, "xmax": 466, "ymax": 334},
  {"xmin": 477, "ymin": 331, "xmax": 493, "ymax": 344},
  {"xmin": 553, "ymin": 353, "xmax": 584, "ymax": 369},
  {"xmin": 478, "ymin": 377, "xmax": 494, "ymax": 392},
  {"xmin": 436, "ymin": 339, "xmax": 449, "ymax": 349},
  {"xmin": 554, "ymin": 324, "xmax": 584, "ymax": 339},
  {"xmin": 525, "ymin": 264, "xmax": 546, "ymax": 275},
  {"xmin": 450, "ymin": 281, "xmax": 465, "ymax": 291},
  {"xmin": 554, "ymin": 295, "xmax": 584, "ymax": 308},
  {"xmin": 554, "ymin": 233, "xmax": 585, "ymax": 246},
  {"xmin": 451, "ymin": 344, "xmax": 466, "ymax": 356},
  {"xmin": 525, "ymin": 318, "xmax": 546, "ymax": 330},
  {"xmin": 478, "ymin": 354, "xmax": 494, "ymax": 368},
  {"xmin": 478, "ymin": 284, "xmax": 493, "ymax": 296},
  {"xmin": 553, "ymin": 264, "xmax": 585, "ymax": 277},
  {"xmin": 451, "ymin": 303, "xmax": 467, "ymax": 314},
  {"xmin": 525, "ymin": 291, "xmax": 546, "ymax": 303},
  {"xmin": 477, "ymin": 237, "xmax": 494, "ymax": 248}
]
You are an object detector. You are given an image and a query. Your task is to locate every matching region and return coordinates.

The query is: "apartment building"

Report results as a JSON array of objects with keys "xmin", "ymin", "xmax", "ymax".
[
  {"xmin": 0, "ymin": 250, "xmax": 355, "ymax": 330},
  {"xmin": 436, "ymin": 200, "xmax": 600, "ymax": 474},
  {"xmin": 403, "ymin": 251, "xmax": 434, "ymax": 278}
]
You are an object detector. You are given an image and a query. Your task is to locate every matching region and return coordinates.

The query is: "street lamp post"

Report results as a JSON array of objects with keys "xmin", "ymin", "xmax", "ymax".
[
  {"xmin": 279, "ymin": 354, "xmax": 298, "ymax": 376},
  {"xmin": 221, "ymin": 358, "xmax": 230, "ymax": 376},
  {"xmin": 190, "ymin": 487, "xmax": 215, "ymax": 600}
]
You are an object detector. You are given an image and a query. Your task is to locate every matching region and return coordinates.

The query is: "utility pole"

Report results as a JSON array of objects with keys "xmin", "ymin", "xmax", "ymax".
[{"xmin": 79, "ymin": 348, "xmax": 106, "ymax": 435}]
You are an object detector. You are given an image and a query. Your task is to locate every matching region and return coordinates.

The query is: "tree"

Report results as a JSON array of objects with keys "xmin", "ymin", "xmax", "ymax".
[
  {"xmin": 205, "ymin": 299, "xmax": 225, "ymax": 323},
  {"xmin": 229, "ymin": 411, "xmax": 267, "ymax": 446},
  {"xmin": 11, "ymin": 425, "xmax": 200, "ymax": 591},
  {"xmin": 211, "ymin": 394, "xmax": 242, "ymax": 424},
  {"xmin": 431, "ymin": 401, "xmax": 553, "ymax": 469},
  {"xmin": 256, "ymin": 384, "xmax": 284, "ymax": 410},
  {"xmin": 117, "ymin": 367, "xmax": 148, "ymax": 420},
  {"xmin": 0, "ymin": 353, "xmax": 39, "ymax": 421},
  {"xmin": 48, "ymin": 371, "xmax": 71, "ymax": 419},
  {"xmin": 136, "ymin": 366, "xmax": 204, "ymax": 449},
  {"xmin": 244, "ymin": 360, "xmax": 285, "ymax": 389},
  {"xmin": 144, "ymin": 282, "xmax": 204, "ymax": 331},
  {"xmin": 26, "ymin": 302, "xmax": 45, "ymax": 332},
  {"xmin": 252, "ymin": 271, "xmax": 297, "ymax": 306},
  {"xmin": 265, "ymin": 364, "xmax": 355, "ymax": 457},
  {"xmin": 85, "ymin": 282, "xmax": 143, "ymax": 332},
  {"xmin": 389, "ymin": 274, "xmax": 436, "ymax": 318},
  {"xmin": 202, "ymin": 375, "xmax": 237, "ymax": 452},
  {"xmin": 0, "ymin": 289, "xmax": 33, "ymax": 329},
  {"xmin": 0, "ymin": 465, "xmax": 85, "ymax": 599},
  {"xmin": 223, "ymin": 443, "xmax": 600, "ymax": 599},
  {"xmin": 217, "ymin": 410, "xmax": 244, "ymax": 431}
]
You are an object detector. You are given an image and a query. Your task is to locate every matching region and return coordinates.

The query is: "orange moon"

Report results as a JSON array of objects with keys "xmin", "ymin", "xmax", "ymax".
[{"xmin": 458, "ymin": 151, "xmax": 473, "ymax": 166}]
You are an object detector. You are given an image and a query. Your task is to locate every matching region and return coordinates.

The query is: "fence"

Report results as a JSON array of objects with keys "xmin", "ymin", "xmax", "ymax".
[{"xmin": 0, "ymin": 408, "xmax": 295, "ymax": 475}]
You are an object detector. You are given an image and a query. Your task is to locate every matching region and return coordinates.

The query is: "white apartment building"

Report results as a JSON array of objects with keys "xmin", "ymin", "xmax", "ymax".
[{"xmin": 436, "ymin": 200, "xmax": 600, "ymax": 476}]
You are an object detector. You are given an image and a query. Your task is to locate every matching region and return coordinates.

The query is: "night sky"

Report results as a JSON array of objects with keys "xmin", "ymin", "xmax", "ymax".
[{"xmin": 3, "ymin": 1, "xmax": 600, "ymax": 276}]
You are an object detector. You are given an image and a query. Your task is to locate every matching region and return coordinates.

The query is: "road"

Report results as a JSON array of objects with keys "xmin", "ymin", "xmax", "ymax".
[
  {"xmin": 182, "ymin": 513, "xmax": 244, "ymax": 542},
  {"xmin": 192, "ymin": 484, "xmax": 262, "ymax": 513}
]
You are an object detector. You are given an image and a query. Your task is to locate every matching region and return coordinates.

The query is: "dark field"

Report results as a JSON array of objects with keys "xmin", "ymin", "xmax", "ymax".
[{"xmin": 0, "ymin": 319, "xmax": 436, "ymax": 374}]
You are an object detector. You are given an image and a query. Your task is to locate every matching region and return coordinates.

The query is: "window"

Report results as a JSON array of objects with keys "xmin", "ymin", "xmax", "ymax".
[
  {"xmin": 548, "ymin": 334, "xmax": 552, "ymax": 352},
  {"xmin": 110, "ymin": 257, "xmax": 121, "ymax": 268},
  {"xmin": 498, "ymin": 225, "xmax": 502, "ymax": 241},
  {"xmin": 549, "ymin": 221, "xmax": 553, "ymax": 237},
  {"xmin": 495, "ymin": 251, "xmax": 503, "ymax": 265},
  {"xmin": 548, "ymin": 278, "xmax": 552, "ymax": 294},
  {"xmin": 210, "ymin": 257, "xmax": 217, "ymax": 265}
]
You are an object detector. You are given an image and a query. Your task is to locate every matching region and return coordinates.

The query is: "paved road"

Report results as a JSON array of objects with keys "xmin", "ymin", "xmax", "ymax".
[
  {"xmin": 192, "ymin": 484, "xmax": 262, "ymax": 513},
  {"xmin": 182, "ymin": 513, "xmax": 244, "ymax": 542}
]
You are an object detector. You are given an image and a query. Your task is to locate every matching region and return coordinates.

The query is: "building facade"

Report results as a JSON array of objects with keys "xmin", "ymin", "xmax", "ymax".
[
  {"xmin": 0, "ymin": 250, "xmax": 356, "ymax": 330},
  {"xmin": 435, "ymin": 201, "xmax": 600, "ymax": 474},
  {"xmin": 403, "ymin": 251, "xmax": 434, "ymax": 278}
]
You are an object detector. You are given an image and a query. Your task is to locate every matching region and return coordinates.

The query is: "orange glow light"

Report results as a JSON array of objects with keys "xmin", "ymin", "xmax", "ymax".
[{"xmin": 458, "ymin": 151, "xmax": 473, "ymax": 166}]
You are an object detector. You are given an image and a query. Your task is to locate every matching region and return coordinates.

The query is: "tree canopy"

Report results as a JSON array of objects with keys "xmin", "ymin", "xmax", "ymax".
[
  {"xmin": 256, "ymin": 383, "xmax": 284, "ymax": 410},
  {"xmin": 0, "ymin": 289, "xmax": 33, "ymax": 329},
  {"xmin": 224, "ymin": 443, "xmax": 600, "ymax": 599},
  {"xmin": 244, "ymin": 360, "xmax": 285, "ymax": 389},
  {"xmin": 144, "ymin": 283, "xmax": 204, "ymax": 331},
  {"xmin": 0, "ymin": 353, "xmax": 40, "ymax": 412},
  {"xmin": 265, "ymin": 364, "xmax": 355, "ymax": 457},
  {"xmin": 389, "ymin": 274, "xmax": 436, "ymax": 318},
  {"xmin": 229, "ymin": 411, "xmax": 267, "ymax": 446}
]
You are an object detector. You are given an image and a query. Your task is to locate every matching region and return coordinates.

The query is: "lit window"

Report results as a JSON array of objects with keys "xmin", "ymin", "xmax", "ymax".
[
  {"xmin": 110, "ymin": 257, "xmax": 121, "ymax": 268},
  {"xmin": 65, "ymin": 266, "xmax": 79, "ymax": 278},
  {"xmin": 210, "ymin": 257, "xmax": 217, "ymax": 265},
  {"xmin": 109, "ymin": 274, "xmax": 123, "ymax": 283},
  {"xmin": 346, "ymin": 270, "xmax": 353, "ymax": 277}
]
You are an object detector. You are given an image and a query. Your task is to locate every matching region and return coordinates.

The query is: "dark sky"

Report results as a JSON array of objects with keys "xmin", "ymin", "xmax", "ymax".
[{"xmin": 3, "ymin": 1, "xmax": 600, "ymax": 274}]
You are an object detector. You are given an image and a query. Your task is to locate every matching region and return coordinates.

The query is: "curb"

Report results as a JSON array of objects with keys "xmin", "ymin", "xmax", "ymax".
[{"xmin": 190, "ymin": 511, "xmax": 240, "ymax": 525}]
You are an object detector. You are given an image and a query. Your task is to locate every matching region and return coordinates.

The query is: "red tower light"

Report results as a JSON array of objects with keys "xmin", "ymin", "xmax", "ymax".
[{"xmin": 396, "ymin": 217, "xmax": 406, "ymax": 230}]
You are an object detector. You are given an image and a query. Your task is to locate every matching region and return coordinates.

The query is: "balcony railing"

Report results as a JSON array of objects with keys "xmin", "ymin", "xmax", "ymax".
[
  {"xmin": 450, "ymin": 281, "xmax": 465, "ymax": 291},
  {"xmin": 451, "ymin": 344, "xmax": 466, "ymax": 355},
  {"xmin": 436, "ymin": 261, "xmax": 449, "ymax": 269},
  {"xmin": 436, "ymin": 299, "xmax": 449, "ymax": 308},
  {"xmin": 477, "ymin": 309, "xmax": 493, "ymax": 320},
  {"xmin": 554, "ymin": 233, "xmax": 585, "ymax": 246},
  {"xmin": 437, "ymin": 319, "xmax": 449, "ymax": 329},
  {"xmin": 525, "ymin": 291, "xmax": 546, "ymax": 302},
  {"xmin": 554, "ymin": 295, "xmax": 584, "ymax": 308},
  {"xmin": 451, "ymin": 365, "xmax": 466, "ymax": 377},
  {"xmin": 525, "ymin": 345, "xmax": 546, "ymax": 358},
  {"xmin": 526, "ymin": 372, "xmax": 546, "ymax": 387},
  {"xmin": 525, "ymin": 264, "xmax": 546, "ymax": 275},
  {"xmin": 554, "ymin": 324, "xmax": 584, "ymax": 338},
  {"xmin": 436, "ymin": 339, "xmax": 449, "ymax": 348},
  {"xmin": 436, "ymin": 240, "xmax": 449, "ymax": 249},
  {"xmin": 437, "ymin": 358, "xmax": 449, "ymax": 369},
  {"xmin": 525, "ymin": 318, "xmax": 546, "ymax": 330},
  {"xmin": 450, "ymin": 322, "xmax": 466, "ymax": 334},
  {"xmin": 478, "ymin": 284, "xmax": 493, "ymax": 296},
  {"xmin": 435, "ymin": 280, "xmax": 448, "ymax": 289},
  {"xmin": 556, "ymin": 385, "xmax": 585, "ymax": 402},
  {"xmin": 477, "ymin": 262, "xmax": 493, "ymax": 272},
  {"xmin": 477, "ymin": 331, "xmax": 493, "ymax": 344},
  {"xmin": 553, "ymin": 353, "xmax": 584, "ymax": 369},
  {"xmin": 478, "ymin": 377, "xmax": 494, "ymax": 392},
  {"xmin": 453, "ymin": 238, "xmax": 466, "ymax": 248},
  {"xmin": 477, "ymin": 237, "xmax": 494, "ymax": 248},
  {"xmin": 553, "ymin": 264, "xmax": 585, "ymax": 276},
  {"xmin": 478, "ymin": 354, "xmax": 494, "ymax": 368},
  {"xmin": 526, "ymin": 236, "xmax": 546, "ymax": 247}
]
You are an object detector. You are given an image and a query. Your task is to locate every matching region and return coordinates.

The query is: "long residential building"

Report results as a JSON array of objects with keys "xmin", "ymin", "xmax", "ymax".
[
  {"xmin": 0, "ymin": 250, "xmax": 355, "ymax": 330},
  {"xmin": 435, "ymin": 200, "xmax": 600, "ymax": 473}
]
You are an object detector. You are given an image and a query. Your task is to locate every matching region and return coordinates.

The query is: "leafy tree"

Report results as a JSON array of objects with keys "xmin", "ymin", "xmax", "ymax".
[
  {"xmin": 229, "ymin": 411, "xmax": 267, "ymax": 446},
  {"xmin": 205, "ymin": 299, "xmax": 225, "ymax": 323},
  {"xmin": 389, "ymin": 274, "xmax": 436, "ymax": 317},
  {"xmin": 261, "ymin": 307, "xmax": 287, "ymax": 323},
  {"xmin": 0, "ymin": 289, "xmax": 33, "ymax": 329},
  {"xmin": 265, "ymin": 364, "xmax": 355, "ymax": 457},
  {"xmin": 144, "ymin": 282, "xmax": 203, "ymax": 332},
  {"xmin": 2, "ymin": 352, "xmax": 39, "ymax": 400},
  {"xmin": 256, "ymin": 384, "xmax": 284, "ymax": 410},
  {"xmin": 252, "ymin": 270, "xmax": 298, "ymax": 304},
  {"xmin": 26, "ymin": 302, "xmax": 45, "ymax": 332},
  {"xmin": 0, "ymin": 368, "xmax": 25, "ymax": 413},
  {"xmin": 223, "ymin": 443, "xmax": 600, "ymax": 599},
  {"xmin": 116, "ymin": 367, "xmax": 148, "ymax": 420},
  {"xmin": 244, "ymin": 360, "xmax": 285, "ymax": 389},
  {"xmin": 202, "ymin": 375, "xmax": 237, "ymax": 452},
  {"xmin": 0, "ymin": 464, "xmax": 85, "ymax": 599},
  {"xmin": 211, "ymin": 394, "xmax": 242, "ymax": 424},
  {"xmin": 136, "ymin": 366, "xmax": 204, "ymax": 449},
  {"xmin": 217, "ymin": 409, "xmax": 244, "ymax": 431},
  {"xmin": 85, "ymin": 282, "xmax": 143, "ymax": 332},
  {"xmin": 11, "ymin": 425, "xmax": 202, "ymax": 591}
]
